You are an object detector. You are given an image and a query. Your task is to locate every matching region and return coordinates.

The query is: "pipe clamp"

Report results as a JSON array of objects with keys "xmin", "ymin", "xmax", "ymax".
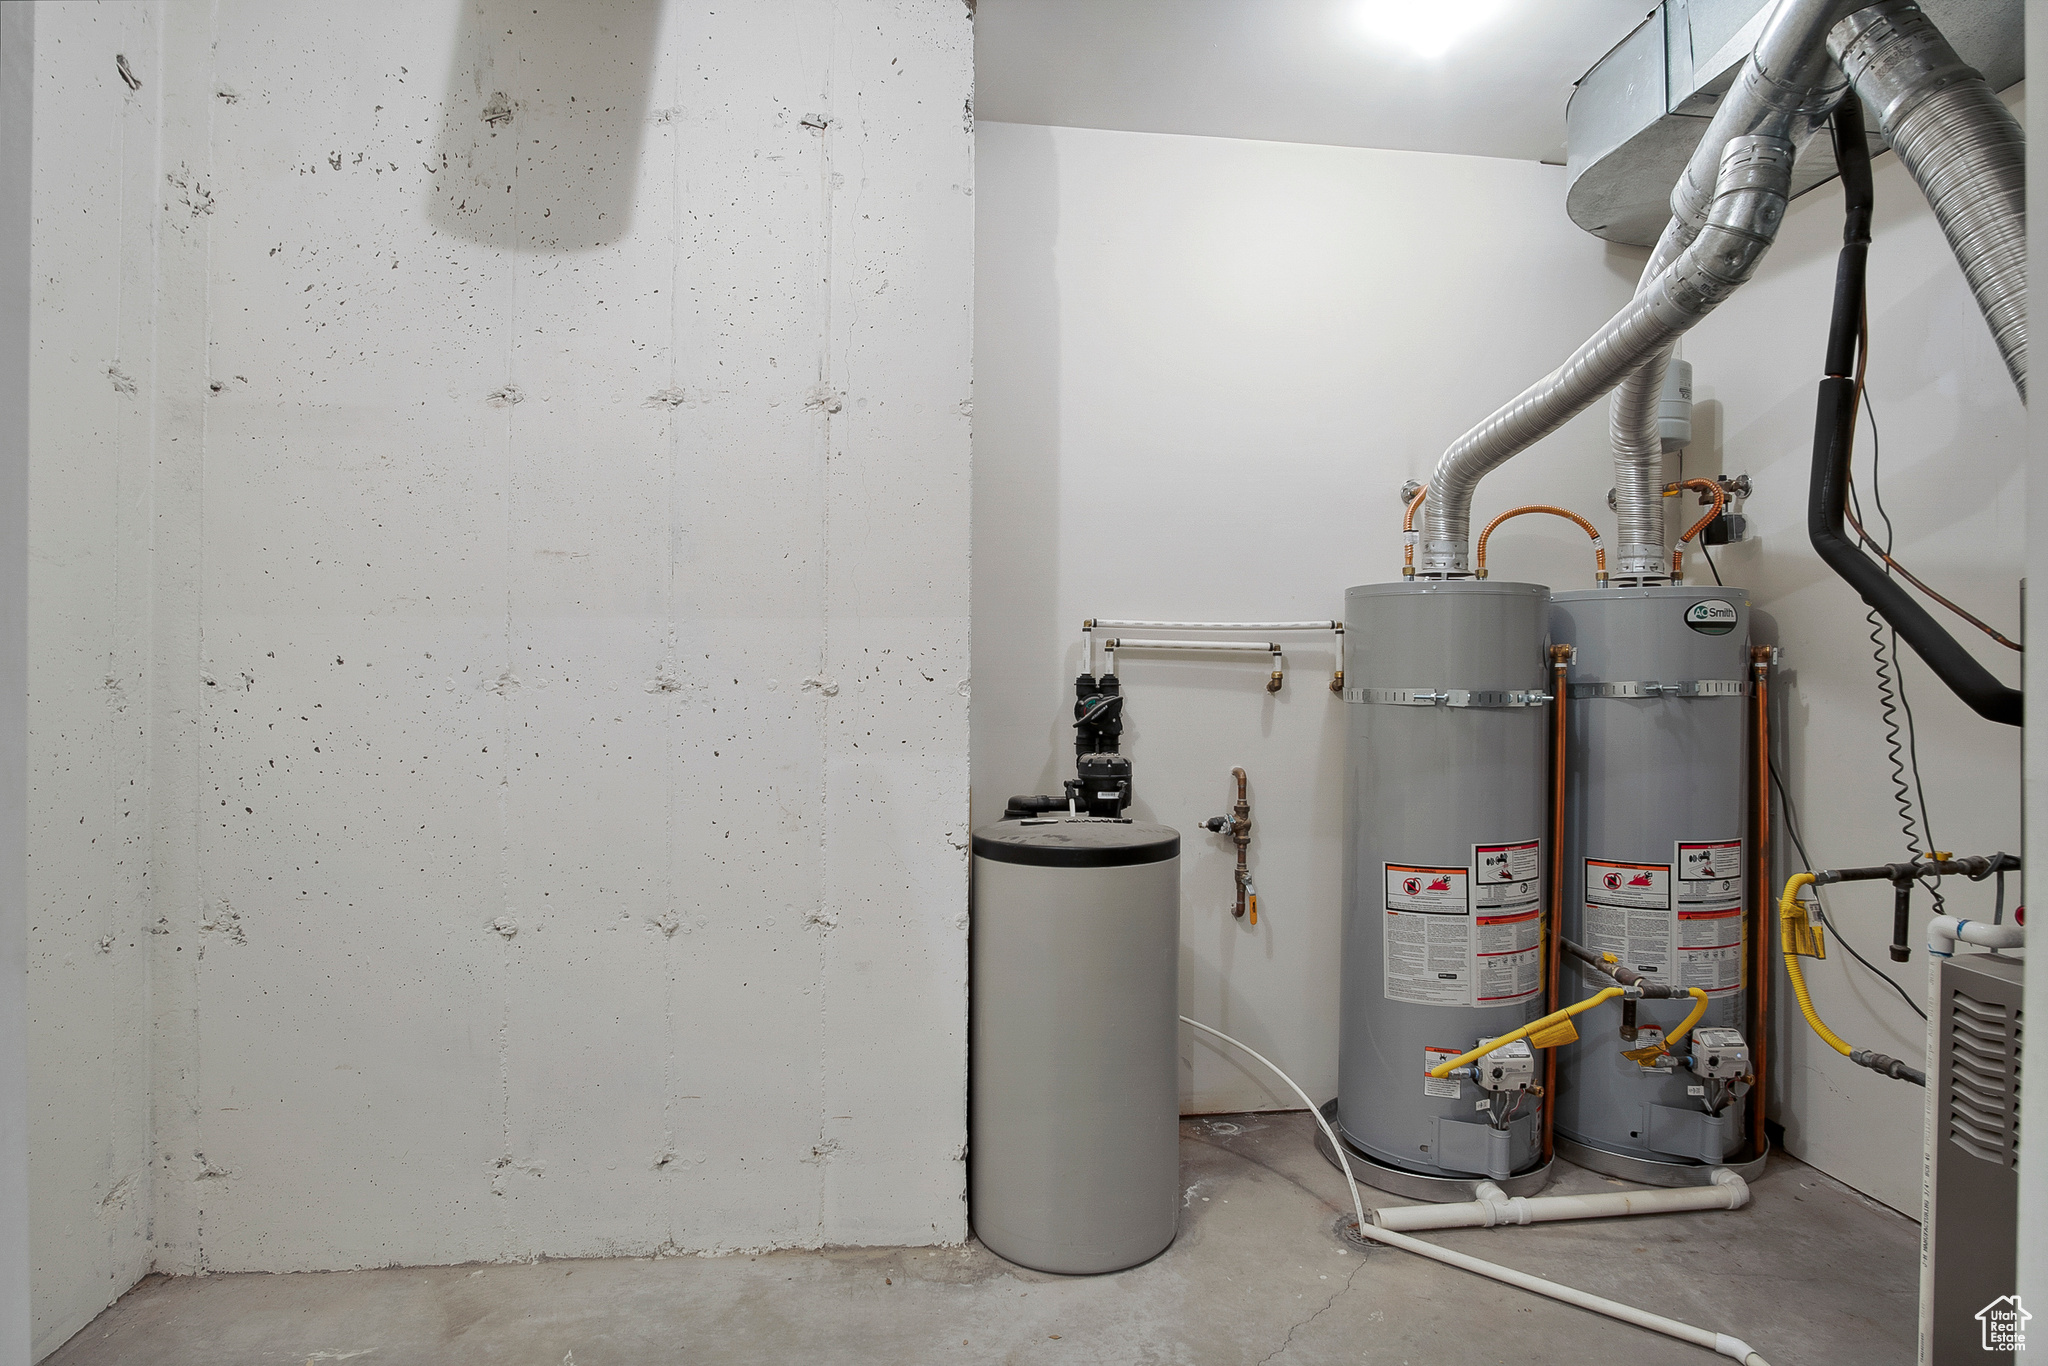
[
  {"xmin": 1347, "ymin": 687, "xmax": 1554, "ymax": 709},
  {"xmin": 1569, "ymin": 678, "xmax": 1748, "ymax": 699}
]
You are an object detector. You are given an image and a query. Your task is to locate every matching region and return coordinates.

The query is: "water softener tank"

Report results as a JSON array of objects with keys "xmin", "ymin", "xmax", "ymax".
[
  {"xmin": 1551, "ymin": 586, "xmax": 1758, "ymax": 1179},
  {"xmin": 1335, "ymin": 581, "xmax": 1553, "ymax": 1194},
  {"xmin": 970, "ymin": 817, "xmax": 1180, "ymax": 1272}
]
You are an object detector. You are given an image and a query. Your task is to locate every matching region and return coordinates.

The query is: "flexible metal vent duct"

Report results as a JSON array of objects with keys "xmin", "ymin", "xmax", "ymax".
[
  {"xmin": 1419, "ymin": 134, "xmax": 1796, "ymax": 578},
  {"xmin": 1421, "ymin": 0, "xmax": 2024, "ymax": 577},
  {"xmin": 1830, "ymin": 2, "xmax": 2027, "ymax": 398}
]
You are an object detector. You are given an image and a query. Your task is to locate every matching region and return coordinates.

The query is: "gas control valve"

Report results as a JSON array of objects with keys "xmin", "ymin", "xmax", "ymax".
[
  {"xmin": 1461, "ymin": 1038, "xmax": 1537, "ymax": 1093},
  {"xmin": 1686, "ymin": 1027, "xmax": 1751, "ymax": 1080}
]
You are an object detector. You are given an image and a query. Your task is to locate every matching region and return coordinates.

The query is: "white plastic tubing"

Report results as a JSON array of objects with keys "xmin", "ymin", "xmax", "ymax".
[{"xmin": 1181, "ymin": 1016, "xmax": 1773, "ymax": 1366}]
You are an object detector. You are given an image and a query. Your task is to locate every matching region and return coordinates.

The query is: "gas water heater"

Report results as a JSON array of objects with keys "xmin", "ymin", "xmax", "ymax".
[
  {"xmin": 1550, "ymin": 587, "xmax": 1764, "ymax": 1181},
  {"xmin": 1332, "ymin": 580, "xmax": 1555, "ymax": 1195}
]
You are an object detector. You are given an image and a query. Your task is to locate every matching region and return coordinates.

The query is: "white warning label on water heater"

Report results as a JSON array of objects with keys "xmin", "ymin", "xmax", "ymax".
[
  {"xmin": 1675, "ymin": 839, "xmax": 1745, "ymax": 995},
  {"xmin": 1584, "ymin": 859, "xmax": 1672, "ymax": 977},
  {"xmin": 1472, "ymin": 840, "xmax": 1542, "ymax": 1006},
  {"xmin": 1384, "ymin": 864, "xmax": 1472, "ymax": 1007},
  {"xmin": 1422, "ymin": 1046, "xmax": 1463, "ymax": 1099},
  {"xmin": 1384, "ymin": 844, "xmax": 1542, "ymax": 1010}
]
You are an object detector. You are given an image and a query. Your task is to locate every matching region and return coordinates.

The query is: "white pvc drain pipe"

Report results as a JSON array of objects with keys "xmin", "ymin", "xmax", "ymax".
[
  {"xmin": 1373, "ymin": 1170, "xmax": 1750, "ymax": 1232},
  {"xmin": 1182, "ymin": 1016, "xmax": 1773, "ymax": 1366}
]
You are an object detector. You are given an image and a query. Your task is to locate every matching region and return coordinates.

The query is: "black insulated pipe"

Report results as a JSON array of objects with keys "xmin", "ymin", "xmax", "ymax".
[
  {"xmin": 1806, "ymin": 102, "xmax": 2022, "ymax": 727},
  {"xmin": 1825, "ymin": 99, "xmax": 1872, "ymax": 378}
]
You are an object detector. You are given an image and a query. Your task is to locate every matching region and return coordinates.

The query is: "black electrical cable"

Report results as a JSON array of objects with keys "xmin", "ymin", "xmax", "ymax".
[
  {"xmin": 1769, "ymin": 757, "xmax": 1929, "ymax": 1021},
  {"xmin": 1859, "ymin": 389, "xmax": 1948, "ymax": 911}
]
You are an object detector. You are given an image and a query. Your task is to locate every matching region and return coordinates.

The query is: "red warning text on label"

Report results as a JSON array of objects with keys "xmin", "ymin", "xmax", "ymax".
[
  {"xmin": 1385, "ymin": 865, "xmax": 1468, "ymax": 915},
  {"xmin": 1585, "ymin": 860, "xmax": 1670, "ymax": 910}
]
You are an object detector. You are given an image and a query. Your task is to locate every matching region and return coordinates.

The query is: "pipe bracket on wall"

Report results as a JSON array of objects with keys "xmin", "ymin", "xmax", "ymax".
[{"xmin": 1085, "ymin": 619, "xmax": 1343, "ymax": 692}]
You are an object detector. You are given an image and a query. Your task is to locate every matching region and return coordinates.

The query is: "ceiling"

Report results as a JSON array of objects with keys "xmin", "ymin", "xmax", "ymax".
[{"xmin": 972, "ymin": 0, "xmax": 1661, "ymax": 164}]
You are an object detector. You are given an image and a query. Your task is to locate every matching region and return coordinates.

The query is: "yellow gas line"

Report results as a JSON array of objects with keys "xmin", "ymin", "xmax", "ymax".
[
  {"xmin": 1778, "ymin": 871, "xmax": 1852, "ymax": 1055},
  {"xmin": 1426, "ymin": 985, "xmax": 1710, "ymax": 1079}
]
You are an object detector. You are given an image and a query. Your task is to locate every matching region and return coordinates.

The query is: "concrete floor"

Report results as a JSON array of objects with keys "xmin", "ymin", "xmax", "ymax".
[{"xmin": 46, "ymin": 1112, "xmax": 1916, "ymax": 1366}]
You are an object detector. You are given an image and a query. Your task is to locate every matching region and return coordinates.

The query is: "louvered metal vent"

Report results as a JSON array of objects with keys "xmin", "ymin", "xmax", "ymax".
[{"xmin": 1948, "ymin": 989, "xmax": 2021, "ymax": 1168}]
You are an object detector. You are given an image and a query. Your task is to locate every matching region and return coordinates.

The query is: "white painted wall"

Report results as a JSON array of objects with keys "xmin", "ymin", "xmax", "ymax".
[
  {"xmin": 2020, "ymin": 0, "xmax": 2045, "ymax": 1322},
  {"xmin": 973, "ymin": 121, "xmax": 1645, "ymax": 1115},
  {"xmin": 30, "ymin": 0, "xmax": 971, "ymax": 1351},
  {"xmin": 1682, "ymin": 87, "xmax": 2025, "ymax": 1215},
  {"xmin": 974, "ymin": 108, "xmax": 2024, "ymax": 1214}
]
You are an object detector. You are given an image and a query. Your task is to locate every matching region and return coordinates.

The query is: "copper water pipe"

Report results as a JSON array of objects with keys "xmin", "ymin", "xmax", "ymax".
[
  {"xmin": 1401, "ymin": 487, "xmax": 1426, "ymax": 579},
  {"xmin": 1667, "ymin": 479, "xmax": 1727, "ymax": 583},
  {"xmin": 1473, "ymin": 506, "xmax": 1608, "ymax": 583},
  {"xmin": 1542, "ymin": 643, "xmax": 1573, "ymax": 1164},
  {"xmin": 1229, "ymin": 767, "xmax": 1253, "ymax": 924},
  {"xmin": 1749, "ymin": 646, "xmax": 1774, "ymax": 1158}
]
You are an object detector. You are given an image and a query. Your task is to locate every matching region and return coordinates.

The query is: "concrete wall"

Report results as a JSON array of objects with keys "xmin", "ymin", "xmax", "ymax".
[
  {"xmin": 2, "ymin": 6, "xmax": 33, "ymax": 1364},
  {"xmin": 31, "ymin": 0, "xmax": 972, "ymax": 1351},
  {"xmin": 973, "ymin": 109, "xmax": 2024, "ymax": 1214},
  {"xmin": 27, "ymin": 4, "xmax": 162, "ymax": 1354}
]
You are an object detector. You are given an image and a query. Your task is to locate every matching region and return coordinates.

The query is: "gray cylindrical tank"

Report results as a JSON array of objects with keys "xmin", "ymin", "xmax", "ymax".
[
  {"xmin": 1551, "ymin": 587, "xmax": 1752, "ymax": 1171},
  {"xmin": 1339, "ymin": 581, "xmax": 1552, "ymax": 1184},
  {"xmin": 970, "ymin": 817, "xmax": 1180, "ymax": 1273}
]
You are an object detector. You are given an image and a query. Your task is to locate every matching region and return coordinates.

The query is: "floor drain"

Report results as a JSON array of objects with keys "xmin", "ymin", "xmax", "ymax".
[{"xmin": 1333, "ymin": 1214, "xmax": 1379, "ymax": 1252}]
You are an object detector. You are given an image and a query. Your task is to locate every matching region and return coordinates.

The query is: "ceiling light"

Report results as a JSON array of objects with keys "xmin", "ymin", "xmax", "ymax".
[{"xmin": 1353, "ymin": 0, "xmax": 1509, "ymax": 60}]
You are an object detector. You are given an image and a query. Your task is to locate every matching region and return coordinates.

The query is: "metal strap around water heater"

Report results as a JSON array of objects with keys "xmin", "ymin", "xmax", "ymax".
[
  {"xmin": 1344, "ymin": 687, "xmax": 1554, "ymax": 708},
  {"xmin": 1567, "ymin": 678, "xmax": 1749, "ymax": 700}
]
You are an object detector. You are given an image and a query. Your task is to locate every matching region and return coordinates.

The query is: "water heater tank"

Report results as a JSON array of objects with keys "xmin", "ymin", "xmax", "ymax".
[
  {"xmin": 1335, "ymin": 581, "xmax": 1554, "ymax": 1195},
  {"xmin": 970, "ymin": 817, "xmax": 1180, "ymax": 1273},
  {"xmin": 1550, "ymin": 587, "xmax": 1760, "ymax": 1181}
]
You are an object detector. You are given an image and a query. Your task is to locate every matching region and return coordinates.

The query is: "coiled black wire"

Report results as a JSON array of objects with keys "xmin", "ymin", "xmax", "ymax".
[{"xmin": 1849, "ymin": 392, "xmax": 1947, "ymax": 913}]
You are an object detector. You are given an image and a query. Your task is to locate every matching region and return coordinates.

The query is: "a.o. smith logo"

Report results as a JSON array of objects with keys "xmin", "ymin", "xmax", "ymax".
[{"xmin": 1684, "ymin": 600, "xmax": 1738, "ymax": 635}]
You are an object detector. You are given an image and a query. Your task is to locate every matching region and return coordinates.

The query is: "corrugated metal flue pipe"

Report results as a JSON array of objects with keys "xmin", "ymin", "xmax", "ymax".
[
  {"xmin": 1604, "ymin": 0, "xmax": 1860, "ymax": 579},
  {"xmin": 1416, "ymin": 135, "xmax": 1795, "ymax": 576},
  {"xmin": 1830, "ymin": 1, "xmax": 2027, "ymax": 400},
  {"xmin": 1607, "ymin": 350, "xmax": 1672, "ymax": 579},
  {"xmin": 1420, "ymin": 0, "xmax": 2048, "ymax": 578}
]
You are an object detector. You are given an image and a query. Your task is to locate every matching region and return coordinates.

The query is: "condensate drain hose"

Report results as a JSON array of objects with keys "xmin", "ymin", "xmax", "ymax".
[{"xmin": 1180, "ymin": 1016, "xmax": 1773, "ymax": 1365}]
